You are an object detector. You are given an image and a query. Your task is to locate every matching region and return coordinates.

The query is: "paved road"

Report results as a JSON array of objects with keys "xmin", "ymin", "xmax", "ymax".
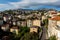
[{"xmin": 40, "ymin": 26, "xmax": 47, "ymax": 40}]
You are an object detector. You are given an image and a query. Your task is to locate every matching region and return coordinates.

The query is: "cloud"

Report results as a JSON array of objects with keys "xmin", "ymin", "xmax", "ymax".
[
  {"xmin": 0, "ymin": 4, "xmax": 6, "ymax": 7},
  {"xmin": 31, "ymin": 0, "xmax": 58, "ymax": 3},
  {"xmin": 0, "ymin": 0, "xmax": 60, "ymax": 11},
  {"xmin": 9, "ymin": 0, "xmax": 59, "ymax": 7}
]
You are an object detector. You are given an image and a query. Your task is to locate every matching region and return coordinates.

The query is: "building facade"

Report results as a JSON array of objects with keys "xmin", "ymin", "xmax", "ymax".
[{"xmin": 48, "ymin": 16, "xmax": 60, "ymax": 40}]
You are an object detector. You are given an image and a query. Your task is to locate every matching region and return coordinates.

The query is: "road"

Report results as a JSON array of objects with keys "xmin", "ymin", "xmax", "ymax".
[{"xmin": 40, "ymin": 26, "xmax": 47, "ymax": 40}]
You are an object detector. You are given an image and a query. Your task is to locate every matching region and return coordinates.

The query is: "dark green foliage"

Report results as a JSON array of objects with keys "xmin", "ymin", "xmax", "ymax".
[
  {"xmin": 43, "ymin": 19, "xmax": 48, "ymax": 25},
  {"xmin": 48, "ymin": 35, "xmax": 57, "ymax": 40},
  {"xmin": 10, "ymin": 27, "xmax": 30, "ymax": 40},
  {"xmin": 10, "ymin": 27, "xmax": 39, "ymax": 40},
  {"xmin": 47, "ymin": 16, "xmax": 51, "ymax": 18},
  {"xmin": 20, "ymin": 32, "xmax": 39, "ymax": 40},
  {"xmin": 38, "ymin": 28, "xmax": 42, "ymax": 32}
]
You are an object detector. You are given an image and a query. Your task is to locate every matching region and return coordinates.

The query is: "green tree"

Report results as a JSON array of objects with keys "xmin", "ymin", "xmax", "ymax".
[
  {"xmin": 20, "ymin": 32, "xmax": 38, "ymax": 40},
  {"xmin": 48, "ymin": 35, "xmax": 57, "ymax": 40}
]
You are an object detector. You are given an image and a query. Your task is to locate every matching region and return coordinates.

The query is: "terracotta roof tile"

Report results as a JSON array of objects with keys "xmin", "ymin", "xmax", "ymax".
[
  {"xmin": 49, "ymin": 11, "xmax": 57, "ymax": 14},
  {"xmin": 49, "ymin": 16, "xmax": 60, "ymax": 21}
]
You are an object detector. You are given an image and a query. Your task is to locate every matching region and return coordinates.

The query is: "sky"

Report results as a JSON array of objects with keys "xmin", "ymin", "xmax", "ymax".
[{"xmin": 0, "ymin": 0, "xmax": 60, "ymax": 11}]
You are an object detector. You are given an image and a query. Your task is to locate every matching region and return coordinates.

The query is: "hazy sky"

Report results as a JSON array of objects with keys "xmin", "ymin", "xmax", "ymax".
[{"xmin": 0, "ymin": 0, "xmax": 60, "ymax": 11}]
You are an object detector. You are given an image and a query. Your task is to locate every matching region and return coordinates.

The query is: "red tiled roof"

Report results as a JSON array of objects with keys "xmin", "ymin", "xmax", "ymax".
[
  {"xmin": 51, "ymin": 11, "xmax": 57, "ymax": 14},
  {"xmin": 49, "ymin": 16, "xmax": 60, "ymax": 21},
  {"xmin": 49, "ymin": 11, "xmax": 57, "ymax": 14}
]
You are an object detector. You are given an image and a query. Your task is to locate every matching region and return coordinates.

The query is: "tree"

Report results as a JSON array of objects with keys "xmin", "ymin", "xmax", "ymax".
[
  {"xmin": 20, "ymin": 32, "xmax": 38, "ymax": 40},
  {"xmin": 48, "ymin": 35, "xmax": 57, "ymax": 40},
  {"xmin": 43, "ymin": 19, "xmax": 48, "ymax": 25}
]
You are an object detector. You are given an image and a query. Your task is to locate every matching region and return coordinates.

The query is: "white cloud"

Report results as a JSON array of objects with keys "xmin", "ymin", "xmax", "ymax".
[
  {"xmin": 0, "ymin": 0, "xmax": 59, "ymax": 11},
  {"xmin": 33, "ymin": 0, "xmax": 58, "ymax": 3},
  {"xmin": 0, "ymin": 4, "xmax": 6, "ymax": 7},
  {"xmin": 9, "ymin": 0, "xmax": 30, "ymax": 8},
  {"xmin": 9, "ymin": 0, "xmax": 59, "ymax": 8}
]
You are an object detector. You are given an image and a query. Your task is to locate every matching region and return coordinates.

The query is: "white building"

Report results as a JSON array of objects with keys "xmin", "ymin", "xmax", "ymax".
[
  {"xmin": 1, "ymin": 24, "xmax": 9, "ymax": 31},
  {"xmin": 48, "ymin": 16, "xmax": 60, "ymax": 40},
  {"xmin": 27, "ymin": 19, "xmax": 32, "ymax": 27},
  {"xmin": 57, "ymin": 12, "xmax": 60, "ymax": 15},
  {"xmin": 10, "ymin": 26, "xmax": 19, "ymax": 34},
  {"xmin": 32, "ymin": 19, "xmax": 41, "ymax": 27},
  {"xmin": 42, "ymin": 15, "xmax": 47, "ymax": 21}
]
